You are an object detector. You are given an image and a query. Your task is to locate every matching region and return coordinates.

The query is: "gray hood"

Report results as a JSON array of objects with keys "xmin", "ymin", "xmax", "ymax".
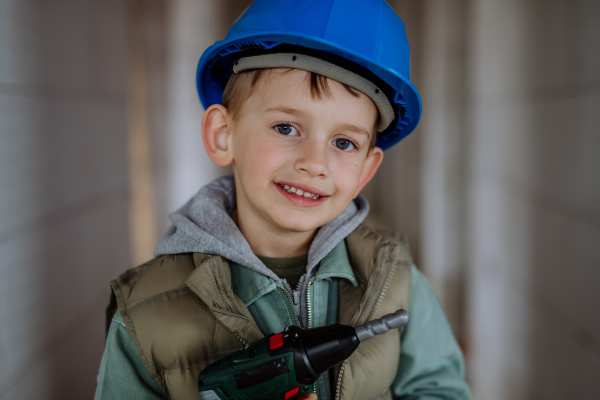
[{"xmin": 154, "ymin": 175, "xmax": 369, "ymax": 282}]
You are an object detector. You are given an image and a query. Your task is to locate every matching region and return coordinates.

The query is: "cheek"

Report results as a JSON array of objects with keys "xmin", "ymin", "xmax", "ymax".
[
  {"xmin": 330, "ymin": 156, "xmax": 364, "ymax": 198},
  {"xmin": 236, "ymin": 136, "xmax": 290, "ymax": 184}
]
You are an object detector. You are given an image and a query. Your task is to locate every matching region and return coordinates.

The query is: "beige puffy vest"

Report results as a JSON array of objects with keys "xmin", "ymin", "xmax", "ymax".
[{"xmin": 110, "ymin": 224, "xmax": 413, "ymax": 400}]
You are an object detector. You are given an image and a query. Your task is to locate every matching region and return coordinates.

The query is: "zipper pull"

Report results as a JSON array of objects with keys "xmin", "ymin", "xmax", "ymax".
[{"xmin": 293, "ymin": 290, "xmax": 299, "ymax": 305}]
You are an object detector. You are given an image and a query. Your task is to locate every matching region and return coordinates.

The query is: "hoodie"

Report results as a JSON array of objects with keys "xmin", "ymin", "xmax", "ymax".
[{"xmin": 154, "ymin": 175, "xmax": 369, "ymax": 325}]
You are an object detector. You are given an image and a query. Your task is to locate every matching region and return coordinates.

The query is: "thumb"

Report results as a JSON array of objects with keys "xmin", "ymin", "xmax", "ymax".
[{"xmin": 303, "ymin": 394, "xmax": 318, "ymax": 400}]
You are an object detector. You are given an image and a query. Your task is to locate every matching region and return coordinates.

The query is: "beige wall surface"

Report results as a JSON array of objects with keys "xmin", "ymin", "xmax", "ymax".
[
  {"xmin": 0, "ymin": 0, "xmax": 130, "ymax": 398},
  {"xmin": 465, "ymin": 1, "xmax": 600, "ymax": 398}
]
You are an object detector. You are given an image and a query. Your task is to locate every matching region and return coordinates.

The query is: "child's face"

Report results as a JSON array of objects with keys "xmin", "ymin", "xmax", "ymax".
[{"xmin": 229, "ymin": 68, "xmax": 382, "ymax": 235}]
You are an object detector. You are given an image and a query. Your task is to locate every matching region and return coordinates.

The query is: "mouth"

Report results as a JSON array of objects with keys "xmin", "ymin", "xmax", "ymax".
[
  {"xmin": 278, "ymin": 183, "xmax": 322, "ymax": 200},
  {"xmin": 274, "ymin": 182, "xmax": 329, "ymax": 207}
]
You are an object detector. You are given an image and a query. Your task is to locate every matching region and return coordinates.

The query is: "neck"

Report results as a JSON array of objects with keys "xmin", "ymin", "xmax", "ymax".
[{"xmin": 231, "ymin": 209, "xmax": 316, "ymax": 258}]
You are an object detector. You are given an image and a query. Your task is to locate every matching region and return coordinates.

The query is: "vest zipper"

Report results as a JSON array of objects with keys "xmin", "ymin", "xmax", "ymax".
[
  {"xmin": 282, "ymin": 280, "xmax": 318, "ymax": 392},
  {"xmin": 305, "ymin": 279, "xmax": 318, "ymax": 396},
  {"xmin": 334, "ymin": 360, "xmax": 348, "ymax": 400},
  {"xmin": 280, "ymin": 285, "xmax": 301, "ymax": 326},
  {"xmin": 369, "ymin": 261, "xmax": 397, "ymax": 320},
  {"xmin": 306, "ymin": 280, "xmax": 313, "ymax": 328},
  {"xmin": 235, "ymin": 282, "xmax": 304, "ymax": 348},
  {"xmin": 233, "ymin": 332, "xmax": 250, "ymax": 348},
  {"xmin": 334, "ymin": 246, "xmax": 399, "ymax": 400}
]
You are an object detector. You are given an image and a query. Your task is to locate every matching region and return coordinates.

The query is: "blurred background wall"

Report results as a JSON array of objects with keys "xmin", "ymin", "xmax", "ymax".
[{"xmin": 0, "ymin": 0, "xmax": 598, "ymax": 399}]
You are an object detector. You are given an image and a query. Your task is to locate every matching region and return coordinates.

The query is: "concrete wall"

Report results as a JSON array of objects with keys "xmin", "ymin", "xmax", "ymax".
[
  {"xmin": 0, "ymin": 1, "xmax": 250, "ymax": 398},
  {"xmin": 466, "ymin": 0, "xmax": 600, "ymax": 398},
  {"xmin": 163, "ymin": 0, "xmax": 249, "ymax": 215},
  {"xmin": 373, "ymin": 0, "xmax": 600, "ymax": 398},
  {"xmin": 364, "ymin": 0, "xmax": 425, "ymax": 270},
  {"xmin": 0, "ymin": 1, "xmax": 130, "ymax": 398}
]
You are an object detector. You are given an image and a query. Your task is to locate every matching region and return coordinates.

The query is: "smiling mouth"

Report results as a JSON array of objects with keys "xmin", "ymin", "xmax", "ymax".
[{"xmin": 278, "ymin": 184, "xmax": 321, "ymax": 200}]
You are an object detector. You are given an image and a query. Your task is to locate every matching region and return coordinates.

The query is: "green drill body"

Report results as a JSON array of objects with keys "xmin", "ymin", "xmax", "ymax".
[{"xmin": 198, "ymin": 326, "xmax": 314, "ymax": 400}]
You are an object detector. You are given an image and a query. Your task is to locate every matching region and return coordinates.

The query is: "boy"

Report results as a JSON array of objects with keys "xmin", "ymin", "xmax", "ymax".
[{"xmin": 95, "ymin": 1, "xmax": 472, "ymax": 399}]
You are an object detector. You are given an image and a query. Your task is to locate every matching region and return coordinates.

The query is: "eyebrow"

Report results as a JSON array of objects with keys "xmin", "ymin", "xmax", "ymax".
[
  {"xmin": 265, "ymin": 106, "xmax": 308, "ymax": 117},
  {"xmin": 266, "ymin": 106, "xmax": 371, "ymax": 139},
  {"xmin": 338, "ymin": 123, "xmax": 371, "ymax": 139}
]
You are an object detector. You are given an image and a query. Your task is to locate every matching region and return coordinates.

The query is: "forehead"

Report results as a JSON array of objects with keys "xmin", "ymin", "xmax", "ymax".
[{"xmin": 242, "ymin": 68, "xmax": 378, "ymax": 128}]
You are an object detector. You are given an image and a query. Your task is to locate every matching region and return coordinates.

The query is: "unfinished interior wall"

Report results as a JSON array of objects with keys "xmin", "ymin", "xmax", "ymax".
[
  {"xmin": 466, "ymin": 0, "xmax": 600, "ymax": 398},
  {"xmin": 0, "ymin": 0, "xmax": 130, "ymax": 398},
  {"xmin": 369, "ymin": 0, "xmax": 470, "ymax": 345},
  {"xmin": 163, "ymin": 0, "xmax": 250, "ymax": 215},
  {"xmin": 0, "ymin": 2, "xmax": 250, "ymax": 397},
  {"xmin": 372, "ymin": 1, "xmax": 600, "ymax": 399},
  {"xmin": 365, "ymin": 0, "xmax": 424, "ymax": 269}
]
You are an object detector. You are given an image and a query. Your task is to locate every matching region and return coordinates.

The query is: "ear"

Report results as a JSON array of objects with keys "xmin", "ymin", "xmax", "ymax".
[
  {"xmin": 354, "ymin": 146, "xmax": 384, "ymax": 197},
  {"xmin": 202, "ymin": 104, "xmax": 233, "ymax": 167}
]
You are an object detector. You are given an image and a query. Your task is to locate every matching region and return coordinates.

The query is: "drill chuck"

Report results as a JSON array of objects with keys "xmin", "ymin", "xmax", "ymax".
[{"xmin": 355, "ymin": 309, "xmax": 409, "ymax": 342}]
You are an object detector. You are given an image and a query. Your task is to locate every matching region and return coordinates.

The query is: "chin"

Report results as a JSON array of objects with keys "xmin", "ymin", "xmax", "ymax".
[{"xmin": 274, "ymin": 214, "xmax": 322, "ymax": 233}]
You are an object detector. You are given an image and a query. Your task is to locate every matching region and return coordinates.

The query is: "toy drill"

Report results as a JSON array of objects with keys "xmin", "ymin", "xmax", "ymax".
[{"xmin": 197, "ymin": 309, "xmax": 409, "ymax": 400}]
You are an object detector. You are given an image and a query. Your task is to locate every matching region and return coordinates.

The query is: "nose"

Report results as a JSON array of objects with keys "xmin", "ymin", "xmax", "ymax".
[{"xmin": 294, "ymin": 137, "xmax": 329, "ymax": 177}]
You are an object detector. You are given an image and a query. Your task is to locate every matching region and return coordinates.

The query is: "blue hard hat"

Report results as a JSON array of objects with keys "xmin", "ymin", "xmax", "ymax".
[{"xmin": 196, "ymin": 0, "xmax": 422, "ymax": 150}]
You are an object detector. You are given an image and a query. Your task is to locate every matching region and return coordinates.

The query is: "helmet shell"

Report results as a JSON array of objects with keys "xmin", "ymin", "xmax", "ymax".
[{"xmin": 196, "ymin": 0, "xmax": 422, "ymax": 150}]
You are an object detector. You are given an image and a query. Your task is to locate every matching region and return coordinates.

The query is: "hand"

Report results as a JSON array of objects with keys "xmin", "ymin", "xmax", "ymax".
[{"xmin": 303, "ymin": 394, "xmax": 318, "ymax": 400}]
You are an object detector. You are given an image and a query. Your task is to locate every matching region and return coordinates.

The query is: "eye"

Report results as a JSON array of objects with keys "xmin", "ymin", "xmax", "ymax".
[
  {"xmin": 332, "ymin": 138, "xmax": 356, "ymax": 151},
  {"xmin": 275, "ymin": 124, "xmax": 299, "ymax": 136}
]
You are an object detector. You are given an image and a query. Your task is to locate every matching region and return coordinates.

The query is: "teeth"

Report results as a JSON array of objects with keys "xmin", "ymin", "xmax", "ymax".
[{"xmin": 279, "ymin": 184, "xmax": 320, "ymax": 199}]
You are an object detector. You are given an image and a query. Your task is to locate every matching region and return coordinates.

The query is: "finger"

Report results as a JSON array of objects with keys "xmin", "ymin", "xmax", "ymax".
[{"xmin": 304, "ymin": 394, "xmax": 318, "ymax": 400}]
